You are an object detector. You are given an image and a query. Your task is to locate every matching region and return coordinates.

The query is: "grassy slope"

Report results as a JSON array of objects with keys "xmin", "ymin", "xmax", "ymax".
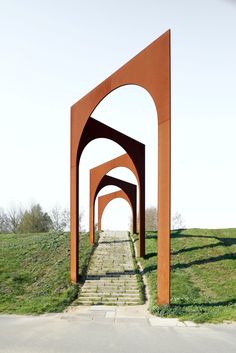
[
  {"xmin": 136, "ymin": 228, "xmax": 236, "ymax": 323},
  {"xmin": 0, "ymin": 232, "xmax": 93, "ymax": 314}
]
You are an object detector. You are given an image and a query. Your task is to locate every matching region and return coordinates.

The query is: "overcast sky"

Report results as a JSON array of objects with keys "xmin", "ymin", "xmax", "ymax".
[{"xmin": 0, "ymin": 0, "xmax": 236, "ymax": 230}]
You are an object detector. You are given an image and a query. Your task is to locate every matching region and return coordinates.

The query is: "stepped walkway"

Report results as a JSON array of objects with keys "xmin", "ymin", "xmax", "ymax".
[{"xmin": 78, "ymin": 231, "xmax": 142, "ymax": 305}]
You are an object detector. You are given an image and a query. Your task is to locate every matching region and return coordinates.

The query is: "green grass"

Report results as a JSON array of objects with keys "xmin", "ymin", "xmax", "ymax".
[
  {"xmin": 135, "ymin": 228, "xmax": 236, "ymax": 323},
  {"xmin": 0, "ymin": 232, "xmax": 94, "ymax": 314},
  {"xmin": 128, "ymin": 233, "xmax": 145, "ymax": 304}
]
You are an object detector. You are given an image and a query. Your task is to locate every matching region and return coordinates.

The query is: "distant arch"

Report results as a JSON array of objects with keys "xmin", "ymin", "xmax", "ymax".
[
  {"xmin": 97, "ymin": 183, "xmax": 136, "ymax": 234},
  {"xmin": 90, "ymin": 154, "xmax": 143, "ymax": 251}
]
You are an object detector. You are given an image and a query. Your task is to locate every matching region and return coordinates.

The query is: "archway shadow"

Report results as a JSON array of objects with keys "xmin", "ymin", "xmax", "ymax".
[
  {"xmin": 141, "ymin": 230, "xmax": 236, "ymax": 311},
  {"xmin": 142, "ymin": 229, "xmax": 236, "ymax": 273},
  {"xmin": 172, "ymin": 253, "xmax": 236, "ymax": 270},
  {"xmin": 172, "ymin": 298, "xmax": 236, "ymax": 308}
]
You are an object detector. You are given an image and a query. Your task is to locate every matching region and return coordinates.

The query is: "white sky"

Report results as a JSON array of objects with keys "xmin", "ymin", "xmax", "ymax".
[{"xmin": 0, "ymin": 0, "xmax": 236, "ymax": 230}]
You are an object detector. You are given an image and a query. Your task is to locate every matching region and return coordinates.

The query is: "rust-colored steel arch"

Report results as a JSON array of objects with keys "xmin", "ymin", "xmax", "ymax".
[
  {"xmin": 98, "ymin": 189, "xmax": 136, "ymax": 234},
  {"xmin": 71, "ymin": 30, "xmax": 171, "ymax": 304},
  {"xmin": 72, "ymin": 117, "xmax": 145, "ymax": 277},
  {"xmin": 90, "ymin": 155, "xmax": 143, "ymax": 255},
  {"xmin": 92, "ymin": 175, "xmax": 137, "ymax": 235}
]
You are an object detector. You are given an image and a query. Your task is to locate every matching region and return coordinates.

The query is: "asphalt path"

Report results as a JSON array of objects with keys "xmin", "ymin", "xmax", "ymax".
[{"xmin": 0, "ymin": 310, "xmax": 235, "ymax": 353}]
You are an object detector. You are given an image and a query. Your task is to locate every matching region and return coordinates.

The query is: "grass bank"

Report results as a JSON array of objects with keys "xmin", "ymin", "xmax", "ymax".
[
  {"xmin": 135, "ymin": 228, "xmax": 236, "ymax": 323},
  {"xmin": 0, "ymin": 232, "xmax": 94, "ymax": 314}
]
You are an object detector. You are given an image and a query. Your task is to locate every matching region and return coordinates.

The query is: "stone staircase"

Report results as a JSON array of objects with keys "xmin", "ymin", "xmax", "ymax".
[{"xmin": 77, "ymin": 231, "xmax": 142, "ymax": 305}]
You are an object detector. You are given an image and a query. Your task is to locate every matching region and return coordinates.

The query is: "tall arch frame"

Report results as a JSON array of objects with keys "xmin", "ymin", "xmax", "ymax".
[{"xmin": 71, "ymin": 30, "xmax": 171, "ymax": 304}]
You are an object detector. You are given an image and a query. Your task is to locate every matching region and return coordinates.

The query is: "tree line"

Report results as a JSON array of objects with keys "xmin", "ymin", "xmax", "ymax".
[
  {"xmin": 0, "ymin": 204, "xmax": 71, "ymax": 234},
  {"xmin": 0, "ymin": 203, "xmax": 185, "ymax": 234}
]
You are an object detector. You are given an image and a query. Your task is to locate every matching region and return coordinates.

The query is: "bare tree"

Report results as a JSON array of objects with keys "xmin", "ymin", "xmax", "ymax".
[
  {"xmin": 51, "ymin": 206, "xmax": 63, "ymax": 231},
  {"xmin": 62, "ymin": 208, "xmax": 70, "ymax": 231},
  {"xmin": 50, "ymin": 206, "xmax": 84, "ymax": 232},
  {"xmin": 78, "ymin": 210, "xmax": 84, "ymax": 232},
  {"xmin": 0, "ymin": 208, "xmax": 9, "ymax": 233},
  {"xmin": 7, "ymin": 206, "xmax": 23, "ymax": 233},
  {"xmin": 50, "ymin": 206, "xmax": 69, "ymax": 232},
  {"xmin": 129, "ymin": 207, "xmax": 158, "ymax": 233},
  {"xmin": 145, "ymin": 206, "xmax": 158, "ymax": 231},
  {"xmin": 171, "ymin": 211, "xmax": 185, "ymax": 230}
]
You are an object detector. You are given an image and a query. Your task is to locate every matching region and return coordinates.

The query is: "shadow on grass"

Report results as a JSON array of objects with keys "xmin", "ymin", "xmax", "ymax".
[
  {"xmin": 142, "ymin": 253, "xmax": 236, "ymax": 274},
  {"xmin": 145, "ymin": 234, "xmax": 157, "ymax": 240},
  {"xmin": 217, "ymin": 237, "xmax": 236, "ymax": 246},
  {"xmin": 152, "ymin": 298, "xmax": 236, "ymax": 319},
  {"xmin": 171, "ymin": 230, "xmax": 236, "ymax": 246},
  {"xmin": 171, "ymin": 242, "xmax": 222, "ymax": 255},
  {"xmin": 142, "ymin": 230, "xmax": 236, "ymax": 272},
  {"xmin": 144, "ymin": 252, "xmax": 157, "ymax": 260},
  {"xmin": 172, "ymin": 253, "xmax": 236, "ymax": 270},
  {"xmin": 172, "ymin": 298, "xmax": 236, "ymax": 308},
  {"xmin": 170, "ymin": 230, "xmax": 236, "ymax": 255},
  {"xmin": 142, "ymin": 264, "xmax": 157, "ymax": 274}
]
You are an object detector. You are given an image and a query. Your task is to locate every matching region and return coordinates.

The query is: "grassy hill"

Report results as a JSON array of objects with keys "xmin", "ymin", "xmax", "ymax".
[
  {"xmin": 136, "ymin": 228, "xmax": 236, "ymax": 323},
  {"xmin": 0, "ymin": 232, "xmax": 93, "ymax": 314},
  {"xmin": 1, "ymin": 228, "xmax": 235, "ymax": 323}
]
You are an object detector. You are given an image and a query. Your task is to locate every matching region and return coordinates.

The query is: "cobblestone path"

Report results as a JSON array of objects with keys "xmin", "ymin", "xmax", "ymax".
[{"xmin": 78, "ymin": 231, "xmax": 142, "ymax": 305}]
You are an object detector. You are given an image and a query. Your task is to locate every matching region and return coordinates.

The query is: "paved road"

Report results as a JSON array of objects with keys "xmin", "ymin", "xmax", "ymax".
[{"xmin": 0, "ymin": 309, "xmax": 235, "ymax": 353}]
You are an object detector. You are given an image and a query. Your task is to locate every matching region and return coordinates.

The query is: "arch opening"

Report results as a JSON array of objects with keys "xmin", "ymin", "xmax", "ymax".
[
  {"xmin": 99, "ymin": 197, "xmax": 132, "ymax": 231},
  {"xmin": 79, "ymin": 138, "xmax": 126, "ymax": 230}
]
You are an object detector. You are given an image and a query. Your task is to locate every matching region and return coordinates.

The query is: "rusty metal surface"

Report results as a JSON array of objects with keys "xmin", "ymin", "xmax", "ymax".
[
  {"xmin": 71, "ymin": 117, "xmax": 145, "ymax": 282},
  {"xmin": 96, "ymin": 180, "xmax": 137, "ymax": 234},
  {"xmin": 90, "ymin": 155, "xmax": 144, "ymax": 255},
  {"xmin": 71, "ymin": 30, "xmax": 171, "ymax": 304}
]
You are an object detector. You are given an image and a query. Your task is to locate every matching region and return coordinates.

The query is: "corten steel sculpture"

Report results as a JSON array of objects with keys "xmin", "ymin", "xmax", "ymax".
[
  {"xmin": 91, "ymin": 174, "xmax": 137, "ymax": 234},
  {"xmin": 90, "ymin": 154, "xmax": 144, "ymax": 255},
  {"xmin": 73, "ymin": 117, "xmax": 145, "ymax": 257},
  {"xmin": 97, "ymin": 188, "xmax": 136, "ymax": 234},
  {"xmin": 71, "ymin": 30, "xmax": 171, "ymax": 304}
]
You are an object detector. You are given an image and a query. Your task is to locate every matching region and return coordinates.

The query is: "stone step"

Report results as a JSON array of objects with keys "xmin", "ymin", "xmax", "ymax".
[
  {"xmin": 83, "ymin": 283, "xmax": 139, "ymax": 288},
  {"xmin": 80, "ymin": 292, "xmax": 140, "ymax": 298},
  {"xmin": 82, "ymin": 286, "xmax": 139, "ymax": 290},
  {"xmin": 82, "ymin": 288, "xmax": 139, "ymax": 294},
  {"xmin": 87, "ymin": 273, "xmax": 137, "ymax": 276},
  {"xmin": 86, "ymin": 280, "xmax": 138, "ymax": 282},
  {"xmin": 87, "ymin": 271, "xmax": 136, "ymax": 274},
  {"xmin": 81, "ymin": 288, "xmax": 140, "ymax": 293},
  {"xmin": 76, "ymin": 231, "xmax": 143, "ymax": 307},
  {"xmin": 83, "ymin": 284, "xmax": 138, "ymax": 288},
  {"xmin": 83, "ymin": 282, "xmax": 138, "ymax": 287},
  {"xmin": 78, "ymin": 297, "xmax": 141, "ymax": 303},
  {"xmin": 85, "ymin": 284, "xmax": 137, "ymax": 288},
  {"xmin": 79, "ymin": 298, "xmax": 141, "ymax": 304},
  {"xmin": 85, "ymin": 278, "xmax": 138, "ymax": 282}
]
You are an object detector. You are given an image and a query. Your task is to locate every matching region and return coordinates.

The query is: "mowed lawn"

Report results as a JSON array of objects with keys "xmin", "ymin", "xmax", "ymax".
[
  {"xmin": 0, "ymin": 232, "xmax": 93, "ymax": 314},
  {"xmin": 136, "ymin": 228, "xmax": 236, "ymax": 323}
]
